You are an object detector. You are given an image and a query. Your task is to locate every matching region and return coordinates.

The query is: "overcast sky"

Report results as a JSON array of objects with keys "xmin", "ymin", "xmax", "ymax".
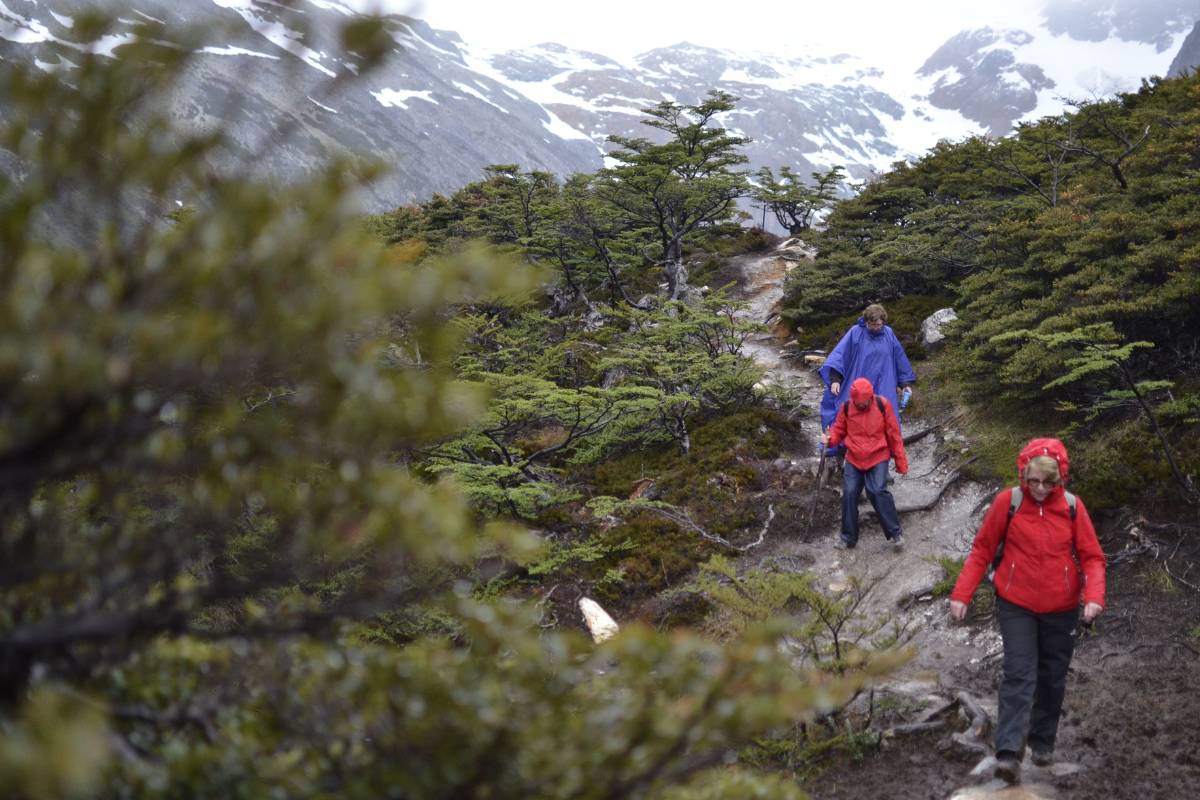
[{"xmin": 344, "ymin": 0, "xmax": 1050, "ymax": 66}]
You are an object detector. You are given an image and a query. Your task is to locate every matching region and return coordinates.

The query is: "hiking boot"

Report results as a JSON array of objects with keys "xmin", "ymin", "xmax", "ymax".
[
  {"xmin": 1030, "ymin": 749, "xmax": 1054, "ymax": 767},
  {"xmin": 834, "ymin": 539, "xmax": 855, "ymax": 550},
  {"xmin": 891, "ymin": 534, "xmax": 904, "ymax": 551},
  {"xmin": 993, "ymin": 753, "xmax": 1020, "ymax": 784}
]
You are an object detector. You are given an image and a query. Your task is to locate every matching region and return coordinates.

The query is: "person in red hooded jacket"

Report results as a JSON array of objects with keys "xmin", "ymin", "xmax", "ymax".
[
  {"xmin": 822, "ymin": 377, "xmax": 908, "ymax": 550},
  {"xmin": 949, "ymin": 437, "xmax": 1106, "ymax": 784}
]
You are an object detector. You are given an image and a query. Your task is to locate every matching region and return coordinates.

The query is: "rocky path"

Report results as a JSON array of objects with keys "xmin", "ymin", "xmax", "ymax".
[{"xmin": 731, "ymin": 242, "xmax": 1079, "ymax": 799}]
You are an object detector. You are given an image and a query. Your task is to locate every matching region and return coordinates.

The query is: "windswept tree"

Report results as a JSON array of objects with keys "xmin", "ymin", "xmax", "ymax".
[
  {"xmin": 751, "ymin": 165, "xmax": 846, "ymax": 234},
  {"xmin": 548, "ymin": 172, "xmax": 653, "ymax": 310},
  {"xmin": 595, "ymin": 91, "xmax": 751, "ymax": 300},
  {"xmin": 468, "ymin": 164, "xmax": 561, "ymax": 246},
  {"xmin": 1061, "ymin": 95, "xmax": 1153, "ymax": 191}
]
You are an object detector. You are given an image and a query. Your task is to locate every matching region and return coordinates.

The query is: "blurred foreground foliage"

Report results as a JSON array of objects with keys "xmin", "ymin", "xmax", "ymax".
[{"xmin": 0, "ymin": 14, "xmax": 898, "ymax": 799}]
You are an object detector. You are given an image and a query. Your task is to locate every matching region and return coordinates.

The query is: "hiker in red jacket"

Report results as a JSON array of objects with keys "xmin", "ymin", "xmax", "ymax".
[
  {"xmin": 822, "ymin": 377, "xmax": 908, "ymax": 550},
  {"xmin": 949, "ymin": 437, "xmax": 1106, "ymax": 784}
]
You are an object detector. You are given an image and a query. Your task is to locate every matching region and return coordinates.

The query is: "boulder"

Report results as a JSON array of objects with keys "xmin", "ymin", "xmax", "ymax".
[
  {"xmin": 921, "ymin": 308, "xmax": 959, "ymax": 351},
  {"xmin": 777, "ymin": 238, "xmax": 816, "ymax": 261},
  {"xmin": 629, "ymin": 478, "xmax": 661, "ymax": 501}
]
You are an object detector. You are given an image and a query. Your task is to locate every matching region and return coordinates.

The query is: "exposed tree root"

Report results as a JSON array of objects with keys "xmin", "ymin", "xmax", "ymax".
[
  {"xmin": 902, "ymin": 411, "xmax": 966, "ymax": 446},
  {"xmin": 645, "ymin": 503, "xmax": 776, "ymax": 552},
  {"xmin": 914, "ymin": 453, "xmax": 950, "ymax": 479},
  {"xmin": 945, "ymin": 690, "xmax": 992, "ymax": 757}
]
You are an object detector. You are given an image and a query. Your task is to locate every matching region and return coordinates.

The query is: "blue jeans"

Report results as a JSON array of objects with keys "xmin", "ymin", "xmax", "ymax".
[{"xmin": 840, "ymin": 460, "xmax": 901, "ymax": 546}]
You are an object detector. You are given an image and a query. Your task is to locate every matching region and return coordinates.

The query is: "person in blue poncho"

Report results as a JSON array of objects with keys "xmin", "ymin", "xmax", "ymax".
[{"xmin": 819, "ymin": 303, "xmax": 916, "ymax": 434}]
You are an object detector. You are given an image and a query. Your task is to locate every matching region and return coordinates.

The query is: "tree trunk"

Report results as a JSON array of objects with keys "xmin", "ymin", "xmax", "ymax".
[
  {"xmin": 1110, "ymin": 162, "xmax": 1128, "ymax": 190},
  {"xmin": 665, "ymin": 239, "xmax": 687, "ymax": 301},
  {"xmin": 1117, "ymin": 360, "xmax": 1197, "ymax": 502},
  {"xmin": 673, "ymin": 414, "xmax": 691, "ymax": 454}
]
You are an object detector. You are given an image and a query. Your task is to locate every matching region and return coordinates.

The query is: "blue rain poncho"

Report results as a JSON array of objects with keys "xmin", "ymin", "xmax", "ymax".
[{"xmin": 818, "ymin": 318, "xmax": 916, "ymax": 430}]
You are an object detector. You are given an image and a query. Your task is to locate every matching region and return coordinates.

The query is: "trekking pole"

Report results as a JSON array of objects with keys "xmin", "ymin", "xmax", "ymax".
[{"xmin": 808, "ymin": 439, "xmax": 828, "ymax": 529}]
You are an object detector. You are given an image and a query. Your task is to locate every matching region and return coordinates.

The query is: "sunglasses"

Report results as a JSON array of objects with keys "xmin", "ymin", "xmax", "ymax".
[{"xmin": 1026, "ymin": 477, "xmax": 1059, "ymax": 488}]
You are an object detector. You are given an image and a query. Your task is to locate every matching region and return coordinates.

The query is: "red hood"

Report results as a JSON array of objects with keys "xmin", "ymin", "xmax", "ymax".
[
  {"xmin": 849, "ymin": 377, "xmax": 874, "ymax": 407},
  {"xmin": 1017, "ymin": 437, "xmax": 1071, "ymax": 485}
]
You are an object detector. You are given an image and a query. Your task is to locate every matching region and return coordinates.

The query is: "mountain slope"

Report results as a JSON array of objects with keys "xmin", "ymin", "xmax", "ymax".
[
  {"xmin": 0, "ymin": 0, "xmax": 602, "ymax": 210},
  {"xmin": 1169, "ymin": 19, "xmax": 1200, "ymax": 76},
  {"xmin": 0, "ymin": 0, "xmax": 1195, "ymax": 211}
]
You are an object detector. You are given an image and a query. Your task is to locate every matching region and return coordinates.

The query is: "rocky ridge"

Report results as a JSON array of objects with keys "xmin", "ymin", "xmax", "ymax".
[{"xmin": 0, "ymin": 0, "xmax": 1196, "ymax": 211}]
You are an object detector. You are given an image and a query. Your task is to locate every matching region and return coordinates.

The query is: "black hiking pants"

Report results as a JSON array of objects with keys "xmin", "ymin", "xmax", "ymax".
[{"xmin": 994, "ymin": 596, "xmax": 1079, "ymax": 757}]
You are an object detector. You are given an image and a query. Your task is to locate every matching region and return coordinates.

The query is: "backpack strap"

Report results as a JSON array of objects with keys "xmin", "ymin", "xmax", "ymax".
[
  {"xmin": 990, "ymin": 487, "xmax": 1077, "ymax": 581},
  {"xmin": 1008, "ymin": 486, "xmax": 1076, "ymax": 519},
  {"xmin": 990, "ymin": 488, "xmax": 1022, "ymax": 580},
  {"xmin": 1008, "ymin": 486, "xmax": 1022, "ymax": 520},
  {"xmin": 841, "ymin": 396, "xmax": 887, "ymax": 420}
]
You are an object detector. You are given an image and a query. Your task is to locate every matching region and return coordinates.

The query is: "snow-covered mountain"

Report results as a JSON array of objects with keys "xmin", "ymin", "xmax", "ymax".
[
  {"xmin": 0, "ymin": 0, "xmax": 1196, "ymax": 212},
  {"xmin": 475, "ymin": 43, "xmax": 915, "ymax": 180},
  {"xmin": 0, "ymin": 0, "xmax": 602, "ymax": 210},
  {"xmin": 470, "ymin": 0, "xmax": 1196, "ymax": 180},
  {"xmin": 913, "ymin": 0, "xmax": 1197, "ymax": 134}
]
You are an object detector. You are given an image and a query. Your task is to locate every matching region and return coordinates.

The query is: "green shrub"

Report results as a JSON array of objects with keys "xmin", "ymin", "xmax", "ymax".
[{"xmin": 930, "ymin": 556, "xmax": 965, "ymax": 598}]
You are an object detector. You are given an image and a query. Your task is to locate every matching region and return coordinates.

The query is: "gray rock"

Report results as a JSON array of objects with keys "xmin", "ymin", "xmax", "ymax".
[
  {"xmin": 1169, "ymin": 19, "xmax": 1200, "ymax": 77},
  {"xmin": 921, "ymin": 308, "xmax": 959, "ymax": 351}
]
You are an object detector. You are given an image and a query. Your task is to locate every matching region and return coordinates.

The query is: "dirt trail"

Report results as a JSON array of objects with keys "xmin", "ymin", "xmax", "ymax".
[{"xmin": 731, "ymin": 242, "xmax": 1067, "ymax": 799}]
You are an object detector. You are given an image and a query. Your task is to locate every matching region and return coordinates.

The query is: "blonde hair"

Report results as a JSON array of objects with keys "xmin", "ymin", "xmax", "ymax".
[
  {"xmin": 863, "ymin": 304, "xmax": 887, "ymax": 324},
  {"xmin": 1024, "ymin": 455, "xmax": 1060, "ymax": 482}
]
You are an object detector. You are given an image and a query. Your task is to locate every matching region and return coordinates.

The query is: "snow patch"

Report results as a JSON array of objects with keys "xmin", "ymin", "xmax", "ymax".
[
  {"xmin": 307, "ymin": 95, "xmax": 339, "ymax": 113},
  {"xmin": 542, "ymin": 112, "xmax": 589, "ymax": 141},
  {"xmin": 215, "ymin": 0, "xmax": 337, "ymax": 77},
  {"xmin": 453, "ymin": 42, "xmax": 599, "ymax": 144},
  {"xmin": 925, "ymin": 66, "xmax": 965, "ymax": 87},
  {"xmin": 503, "ymin": 43, "xmax": 623, "ymax": 74},
  {"xmin": 0, "ymin": 1, "xmax": 55, "ymax": 44},
  {"xmin": 0, "ymin": 3, "xmax": 135, "ymax": 56},
  {"xmin": 201, "ymin": 44, "xmax": 280, "ymax": 60},
  {"xmin": 392, "ymin": 26, "xmax": 462, "ymax": 61},
  {"xmin": 372, "ymin": 88, "xmax": 438, "ymax": 109},
  {"xmin": 1011, "ymin": 28, "xmax": 1184, "ymax": 119},
  {"xmin": 451, "ymin": 80, "xmax": 508, "ymax": 113},
  {"xmin": 305, "ymin": 0, "xmax": 355, "ymax": 15}
]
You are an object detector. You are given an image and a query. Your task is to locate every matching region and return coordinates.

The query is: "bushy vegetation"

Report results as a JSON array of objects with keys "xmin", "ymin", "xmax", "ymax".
[
  {"xmin": 8, "ymin": 8, "xmax": 1197, "ymax": 798},
  {"xmin": 785, "ymin": 74, "xmax": 1200, "ymax": 507},
  {"xmin": 0, "ymin": 15, "xmax": 883, "ymax": 800}
]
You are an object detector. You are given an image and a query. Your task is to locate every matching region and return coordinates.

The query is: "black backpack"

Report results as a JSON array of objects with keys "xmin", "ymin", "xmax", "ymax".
[
  {"xmin": 840, "ymin": 395, "xmax": 886, "ymax": 421},
  {"xmin": 986, "ymin": 486, "xmax": 1077, "ymax": 584}
]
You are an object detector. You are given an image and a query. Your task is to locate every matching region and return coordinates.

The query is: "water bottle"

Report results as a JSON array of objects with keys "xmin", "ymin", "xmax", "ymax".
[{"xmin": 900, "ymin": 386, "xmax": 912, "ymax": 411}]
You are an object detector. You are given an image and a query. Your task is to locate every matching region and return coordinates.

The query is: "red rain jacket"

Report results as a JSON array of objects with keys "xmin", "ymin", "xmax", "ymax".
[
  {"xmin": 951, "ymin": 437, "xmax": 1106, "ymax": 613},
  {"xmin": 826, "ymin": 378, "xmax": 908, "ymax": 474}
]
